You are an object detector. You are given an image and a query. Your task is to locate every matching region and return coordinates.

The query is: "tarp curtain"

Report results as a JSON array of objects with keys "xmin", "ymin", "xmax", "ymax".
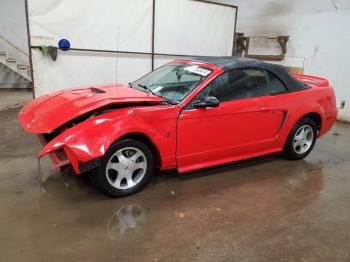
[{"xmin": 28, "ymin": 0, "xmax": 235, "ymax": 97}]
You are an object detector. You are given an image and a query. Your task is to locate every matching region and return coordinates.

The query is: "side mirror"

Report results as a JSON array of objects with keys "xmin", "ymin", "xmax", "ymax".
[{"xmin": 193, "ymin": 96, "xmax": 220, "ymax": 108}]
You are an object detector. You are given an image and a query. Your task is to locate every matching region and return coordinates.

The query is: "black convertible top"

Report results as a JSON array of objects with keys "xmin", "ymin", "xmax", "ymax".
[{"xmin": 188, "ymin": 56, "xmax": 307, "ymax": 92}]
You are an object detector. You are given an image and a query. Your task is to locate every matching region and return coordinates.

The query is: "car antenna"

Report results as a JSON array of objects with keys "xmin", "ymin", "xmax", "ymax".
[{"xmin": 115, "ymin": 24, "xmax": 120, "ymax": 86}]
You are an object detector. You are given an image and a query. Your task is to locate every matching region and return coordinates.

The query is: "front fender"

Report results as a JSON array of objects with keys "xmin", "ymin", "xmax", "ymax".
[{"xmin": 40, "ymin": 109, "xmax": 172, "ymax": 174}]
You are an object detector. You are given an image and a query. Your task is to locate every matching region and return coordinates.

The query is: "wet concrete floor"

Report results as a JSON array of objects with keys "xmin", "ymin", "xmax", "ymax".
[{"xmin": 1, "ymin": 93, "xmax": 350, "ymax": 261}]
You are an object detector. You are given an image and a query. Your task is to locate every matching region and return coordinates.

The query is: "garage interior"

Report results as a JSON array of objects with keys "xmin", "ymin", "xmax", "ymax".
[{"xmin": 1, "ymin": 0, "xmax": 350, "ymax": 261}]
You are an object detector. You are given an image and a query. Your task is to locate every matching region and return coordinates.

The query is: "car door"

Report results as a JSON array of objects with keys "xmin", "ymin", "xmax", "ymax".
[{"xmin": 176, "ymin": 68, "xmax": 282, "ymax": 172}]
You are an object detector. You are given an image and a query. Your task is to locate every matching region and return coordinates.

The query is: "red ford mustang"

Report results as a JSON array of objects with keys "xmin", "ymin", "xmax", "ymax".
[{"xmin": 18, "ymin": 57, "xmax": 337, "ymax": 196}]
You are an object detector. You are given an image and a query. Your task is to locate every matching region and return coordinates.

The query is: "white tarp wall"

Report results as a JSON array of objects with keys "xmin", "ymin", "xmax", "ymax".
[
  {"xmin": 233, "ymin": 0, "xmax": 350, "ymax": 121},
  {"xmin": 28, "ymin": 0, "xmax": 236, "ymax": 97}
]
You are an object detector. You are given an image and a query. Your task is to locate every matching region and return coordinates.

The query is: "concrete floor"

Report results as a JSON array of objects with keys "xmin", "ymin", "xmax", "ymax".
[
  {"xmin": 1, "ymin": 91, "xmax": 350, "ymax": 262},
  {"xmin": 0, "ymin": 89, "xmax": 32, "ymax": 111}
]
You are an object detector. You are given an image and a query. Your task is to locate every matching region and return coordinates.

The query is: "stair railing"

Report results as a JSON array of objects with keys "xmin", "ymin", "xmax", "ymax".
[
  {"xmin": 0, "ymin": 25, "xmax": 29, "ymax": 59},
  {"xmin": 0, "ymin": 24, "xmax": 31, "ymax": 80}
]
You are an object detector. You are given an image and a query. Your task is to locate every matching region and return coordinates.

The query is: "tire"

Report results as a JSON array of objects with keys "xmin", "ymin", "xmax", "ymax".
[
  {"xmin": 283, "ymin": 117, "xmax": 317, "ymax": 160},
  {"xmin": 90, "ymin": 139, "xmax": 155, "ymax": 197}
]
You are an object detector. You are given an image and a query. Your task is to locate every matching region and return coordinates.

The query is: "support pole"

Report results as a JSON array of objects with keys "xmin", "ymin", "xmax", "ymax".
[
  {"xmin": 24, "ymin": 0, "xmax": 35, "ymax": 98},
  {"xmin": 151, "ymin": 0, "xmax": 155, "ymax": 70}
]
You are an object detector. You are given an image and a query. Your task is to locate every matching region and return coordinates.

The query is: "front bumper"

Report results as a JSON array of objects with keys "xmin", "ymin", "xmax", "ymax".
[
  {"xmin": 38, "ymin": 135, "xmax": 70, "ymax": 171},
  {"xmin": 38, "ymin": 135, "xmax": 102, "ymax": 174}
]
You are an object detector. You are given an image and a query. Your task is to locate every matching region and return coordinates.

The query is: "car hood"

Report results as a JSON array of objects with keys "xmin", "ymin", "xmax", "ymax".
[{"xmin": 18, "ymin": 84, "xmax": 164, "ymax": 133}]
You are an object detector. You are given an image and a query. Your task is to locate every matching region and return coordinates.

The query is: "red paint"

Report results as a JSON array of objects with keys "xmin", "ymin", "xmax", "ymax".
[
  {"xmin": 18, "ymin": 60, "xmax": 337, "ymax": 174},
  {"xmin": 18, "ymin": 83, "xmax": 164, "ymax": 133}
]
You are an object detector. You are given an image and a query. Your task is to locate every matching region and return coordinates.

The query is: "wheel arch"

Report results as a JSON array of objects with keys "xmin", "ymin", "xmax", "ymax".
[
  {"xmin": 281, "ymin": 110, "xmax": 323, "ymax": 149},
  {"xmin": 115, "ymin": 132, "xmax": 162, "ymax": 169},
  {"xmin": 282, "ymin": 114, "xmax": 319, "ymax": 160},
  {"xmin": 299, "ymin": 112, "xmax": 322, "ymax": 131}
]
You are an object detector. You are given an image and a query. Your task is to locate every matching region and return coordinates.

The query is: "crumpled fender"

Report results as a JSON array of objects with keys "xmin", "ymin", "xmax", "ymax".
[{"xmin": 39, "ymin": 108, "xmax": 175, "ymax": 173}]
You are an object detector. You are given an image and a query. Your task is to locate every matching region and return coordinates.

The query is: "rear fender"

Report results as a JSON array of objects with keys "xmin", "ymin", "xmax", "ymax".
[
  {"xmin": 39, "ymin": 111, "xmax": 163, "ymax": 174},
  {"xmin": 280, "ymin": 102, "xmax": 326, "ymax": 146}
]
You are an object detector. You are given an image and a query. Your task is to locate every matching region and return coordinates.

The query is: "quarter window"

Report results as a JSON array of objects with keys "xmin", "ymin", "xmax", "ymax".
[{"xmin": 266, "ymin": 71, "xmax": 288, "ymax": 95}]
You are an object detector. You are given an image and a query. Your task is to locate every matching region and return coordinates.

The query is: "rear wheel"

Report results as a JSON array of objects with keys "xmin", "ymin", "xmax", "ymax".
[
  {"xmin": 283, "ymin": 117, "xmax": 317, "ymax": 160},
  {"xmin": 91, "ymin": 139, "xmax": 154, "ymax": 197}
]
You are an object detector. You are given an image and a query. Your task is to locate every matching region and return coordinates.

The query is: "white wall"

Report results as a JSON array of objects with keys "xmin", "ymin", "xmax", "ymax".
[
  {"xmin": 28, "ymin": 0, "xmax": 235, "ymax": 97},
  {"xmin": 233, "ymin": 0, "xmax": 350, "ymax": 121}
]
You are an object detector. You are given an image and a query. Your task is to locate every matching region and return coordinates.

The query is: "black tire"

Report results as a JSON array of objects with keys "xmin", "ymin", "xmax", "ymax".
[
  {"xmin": 283, "ymin": 117, "xmax": 317, "ymax": 160},
  {"xmin": 90, "ymin": 139, "xmax": 155, "ymax": 197}
]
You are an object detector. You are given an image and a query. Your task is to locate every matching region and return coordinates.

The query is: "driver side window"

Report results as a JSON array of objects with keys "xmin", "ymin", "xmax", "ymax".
[{"xmin": 195, "ymin": 68, "xmax": 268, "ymax": 103}]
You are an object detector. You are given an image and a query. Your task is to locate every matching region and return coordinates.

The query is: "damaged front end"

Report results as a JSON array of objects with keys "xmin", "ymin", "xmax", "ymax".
[
  {"xmin": 18, "ymin": 84, "xmax": 165, "ymax": 174},
  {"xmin": 36, "ymin": 109, "xmax": 105, "ymax": 173},
  {"xmin": 31, "ymin": 103, "xmax": 158, "ymax": 174},
  {"xmin": 38, "ymin": 135, "xmax": 70, "ymax": 172}
]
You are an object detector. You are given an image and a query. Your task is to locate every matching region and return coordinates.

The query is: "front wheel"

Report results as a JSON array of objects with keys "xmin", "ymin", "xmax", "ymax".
[
  {"xmin": 90, "ymin": 139, "xmax": 154, "ymax": 197},
  {"xmin": 283, "ymin": 117, "xmax": 317, "ymax": 160}
]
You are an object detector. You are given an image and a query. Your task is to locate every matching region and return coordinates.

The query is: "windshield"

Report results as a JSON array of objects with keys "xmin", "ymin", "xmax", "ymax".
[{"xmin": 130, "ymin": 63, "xmax": 212, "ymax": 103}]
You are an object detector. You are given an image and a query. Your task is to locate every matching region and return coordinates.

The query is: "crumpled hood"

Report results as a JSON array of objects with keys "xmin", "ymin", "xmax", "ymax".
[{"xmin": 18, "ymin": 84, "xmax": 164, "ymax": 133}]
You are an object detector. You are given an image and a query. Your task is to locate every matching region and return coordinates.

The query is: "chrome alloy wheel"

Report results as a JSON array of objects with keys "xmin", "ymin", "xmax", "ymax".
[
  {"xmin": 105, "ymin": 147, "xmax": 147, "ymax": 190},
  {"xmin": 293, "ymin": 125, "xmax": 314, "ymax": 154}
]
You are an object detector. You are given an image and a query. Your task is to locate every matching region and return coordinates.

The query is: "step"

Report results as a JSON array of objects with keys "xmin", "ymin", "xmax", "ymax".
[
  {"xmin": 0, "ymin": 57, "xmax": 32, "ymax": 81},
  {"xmin": 17, "ymin": 64, "xmax": 28, "ymax": 70},
  {"xmin": 6, "ymin": 57, "xmax": 16, "ymax": 63},
  {"xmin": 0, "ymin": 51, "xmax": 5, "ymax": 56}
]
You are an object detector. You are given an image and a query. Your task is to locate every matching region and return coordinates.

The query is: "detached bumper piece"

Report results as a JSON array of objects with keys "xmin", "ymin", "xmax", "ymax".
[
  {"xmin": 49, "ymin": 149, "xmax": 70, "ymax": 171},
  {"xmin": 38, "ymin": 135, "xmax": 70, "ymax": 171}
]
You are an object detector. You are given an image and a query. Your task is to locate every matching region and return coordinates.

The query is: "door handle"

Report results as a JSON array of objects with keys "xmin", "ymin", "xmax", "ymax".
[{"xmin": 260, "ymin": 105, "xmax": 273, "ymax": 111}]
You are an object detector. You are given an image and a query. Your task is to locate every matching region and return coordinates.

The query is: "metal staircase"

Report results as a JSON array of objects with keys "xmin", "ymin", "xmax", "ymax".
[{"xmin": 0, "ymin": 25, "xmax": 31, "ymax": 84}]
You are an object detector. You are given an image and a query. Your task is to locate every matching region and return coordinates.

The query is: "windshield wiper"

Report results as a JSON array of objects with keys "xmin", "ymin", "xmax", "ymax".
[
  {"xmin": 163, "ymin": 98, "xmax": 180, "ymax": 105},
  {"xmin": 137, "ymin": 84, "xmax": 180, "ymax": 105},
  {"xmin": 137, "ymin": 84, "xmax": 157, "ymax": 96}
]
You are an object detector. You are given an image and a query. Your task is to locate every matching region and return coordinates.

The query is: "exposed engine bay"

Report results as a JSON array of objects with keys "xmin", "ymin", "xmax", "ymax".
[{"xmin": 42, "ymin": 102, "xmax": 161, "ymax": 144}]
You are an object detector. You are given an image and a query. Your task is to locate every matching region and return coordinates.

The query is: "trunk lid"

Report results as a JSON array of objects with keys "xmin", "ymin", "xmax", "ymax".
[{"xmin": 292, "ymin": 73, "xmax": 329, "ymax": 87}]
